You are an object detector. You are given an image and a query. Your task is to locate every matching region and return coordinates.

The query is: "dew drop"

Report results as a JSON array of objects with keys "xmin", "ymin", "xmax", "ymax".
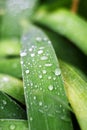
[
  {"xmin": 53, "ymin": 77, "xmax": 56, "ymax": 80},
  {"xmin": 10, "ymin": 124, "xmax": 16, "ymax": 130},
  {"xmin": 41, "ymin": 56, "xmax": 48, "ymax": 60},
  {"xmin": 48, "ymin": 85, "xmax": 54, "ymax": 91},
  {"xmin": 42, "ymin": 70, "xmax": 47, "ymax": 74},
  {"xmin": 60, "ymin": 104, "xmax": 62, "ymax": 108},
  {"xmin": 43, "ymin": 37, "xmax": 48, "ymax": 41},
  {"xmin": 25, "ymin": 69, "xmax": 29, "ymax": 74},
  {"xmin": 38, "ymin": 50, "xmax": 43, "ymax": 54},
  {"xmin": 40, "ymin": 87, "xmax": 43, "ymax": 91},
  {"xmin": 45, "ymin": 63, "xmax": 52, "ymax": 67},
  {"xmin": 30, "ymin": 117, "xmax": 33, "ymax": 121},
  {"xmin": 39, "ymin": 65, "xmax": 42, "ymax": 68},
  {"xmin": 55, "ymin": 68, "xmax": 61, "ymax": 76},
  {"xmin": 58, "ymin": 92, "xmax": 60, "ymax": 96},
  {"xmin": 29, "ymin": 48, "xmax": 33, "ymax": 52},
  {"xmin": 2, "ymin": 77, "xmax": 9, "ymax": 82},
  {"xmin": 48, "ymin": 76, "xmax": 51, "ymax": 80},
  {"xmin": 39, "ymin": 47, "xmax": 44, "ymax": 50},
  {"xmin": 30, "ymin": 82, "xmax": 33, "ymax": 86},
  {"xmin": 48, "ymin": 40, "xmax": 51, "ymax": 44},
  {"xmin": 36, "ymin": 37, "xmax": 42, "ymax": 42},
  {"xmin": 1, "ymin": 106, "xmax": 4, "ymax": 109},
  {"xmin": 20, "ymin": 52, "xmax": 27, "ymax": 57},
  {"xmin": 20, "ymin": 61, "xmax": 23, "ymax": 65},
  {"xmin": 35, "ymin": 85, "xmax": 38, "ymax": 88},
  {"xmin": 39, "ymin": 75, "xmax": 42, "ymax": 79},
  {"xmin": 31, "ymin": 53, "xmax": 35, "ymax": 57},
  {"xmin": 39, "ymin": 101, "xmax": 43, "ymax": 106},
  {"xmin": 3, "ymin": 100, "xmax": 7, "ymax": 105},
  {"xmin": 33, "ymin": 96, "xmax": 36, "ymax": 100}
]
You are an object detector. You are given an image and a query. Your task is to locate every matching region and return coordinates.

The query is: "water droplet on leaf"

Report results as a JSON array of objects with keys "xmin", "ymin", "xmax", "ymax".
[
  {"xmin": 25, "ymin": 69, "xmax": 29, "ymax": 74},
  {"xmin": 41, "ymin": 56, "xmax": 48, "ymax": 60},
  {"xmin": 20, "ymin": 52, "xmax": 27, "ymax": 57},
  {"xmin": 55, "ymin": 68, "xmax": 61, "ymax": 76},
  {"xmin": 48, "ymin": 85, "xmax": 54, "ymax": 91},
  {"xmin": 10, "ymin": 124, "xmax": 16, "ymax": 130}
]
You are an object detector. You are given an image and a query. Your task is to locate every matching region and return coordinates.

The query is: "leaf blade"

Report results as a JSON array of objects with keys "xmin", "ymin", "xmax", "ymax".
[{"xmin": 21, "ymin": 25, "xmax": 73, "ymax": 130}]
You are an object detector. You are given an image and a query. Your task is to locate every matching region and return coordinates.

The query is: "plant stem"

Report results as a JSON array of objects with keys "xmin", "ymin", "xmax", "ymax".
[{"xmin": 71, "ymin": 0, "xmax": 79, "ymax": 13}]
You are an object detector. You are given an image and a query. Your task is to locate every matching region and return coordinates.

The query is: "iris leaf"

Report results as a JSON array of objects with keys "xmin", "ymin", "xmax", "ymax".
[{"xmin": 21, "ymin": 24, "xmax": 73, "ymax": 130}]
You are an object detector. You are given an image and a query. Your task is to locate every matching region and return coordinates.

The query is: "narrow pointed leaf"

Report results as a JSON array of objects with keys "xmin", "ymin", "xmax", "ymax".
[
  {"xmin": 0, "ymin": 58, "xmax": 22, "ymax": 78},
  {"xmin": 34, "ymin": 8, "xmax": 87, "ymax": 55},
  {"xmin": 0, "ymin": 119, "xmax": 28, "ymax": 130},
  {"xmin": 1, "ymin": 0, "xmax": 39, "ymax": 38},
  {"xmin": 21, "ymin": 25, "xmax": 73, "ymax": 130},
  {"xmin": 0, "ymin": 74, "xmax": 25, "ymax": 104},
  {"xmin": 0, "ymin": 91, "xmax": 26, "ymax": 119},
  {"xmin": 60, "ymin": 60, "xmax": 87, "ymax": 130},
  {"xmin": 0, "ymin": 39, "xmax": 20, "ymax": 56}
]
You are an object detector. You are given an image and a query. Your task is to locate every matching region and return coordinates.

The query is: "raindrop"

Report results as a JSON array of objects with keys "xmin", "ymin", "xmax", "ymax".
[
  {"xmin": 48, "ymin": 85, "xmax": 54, "ymax": 91},
  {"xmin": 55, "ymin": 68, "xmax": 61, "ymax": 76},
  {"xmin": 29, "ymin": 48, "xmax": 33, "ymax": 52},
  {"xmin": 40, "ymin": 87, "xmax": 43, "ymax": 91},
  {"xmin": 35, "ymin": 85, "xmax": 38, "ymax": 88},
  {"xmin": 10, "ymin": 124, "xmax": 16, "ymax": 130},
  {"xmin": 53, "ymin": 77, "xmax": 56, "ymax": 80},
  {"xmin": 48, "ymin": 40, "xmax": 51, "ymax": 44},
  {"xmin": 48, "ymin": 76, "xmax": 51, "ymax": 80},
  {"xmin": 60, "ymin": 115, "xmax": 70, "ymax": 122},
  {"xmin": 43, "ymin": 37, "xmax": 48, "ymax": 41},
  {"xmin": 60, "ymin": 104, "xmax": 62, "ymax": 108},
  {"xmin": 31, "ymin": 53, "xmax": 35, "ymax": 57},
  {"xmin": 28, "ymin": 62, "xmax": 30, "ymax": 65},
  {"xmin": 1, "ymin": 106, "xmax": 4, "ymax": 109},
  {"xmin": 30, "ymin": 117, "xmax": 33, "ymax": 121},
  {"xmin": 25, "ymin": 69, "xmax": 29, "ymax": 74},
  {"xmin": 33, "ymin": 96, "xmax": 36, "ymax": 100},
  {"xmin": 20, "ymin": 52, "xmax": 27, "ymax": 57},
  {"xmin": 39, "ymin": 75, "xmax": 42, "ymax": 79},
  {"xmin": 2, "ymin": 100, "xmax": 7, "ymax": 105},
  {"xmin": 39, "ymin": 101, "xmax": 43, "ymax": 106},
  {"xmin": 20, "ymin": 61, "xmax": 23, "ymax": 65},
  {"xmin": 42, "ymin": 70, "xmax": 47, "ymax": 74},
  {"xmin": 45, "ymin": 63, "xmax": 52, "ymax": 67},
  {"xmin": 2, "ymin": 77, "xmax": 9, "ymax": 82},
  {"xmin": 58, "ymin": 92, "xmax": 60, "ymax": 96},
  {"xmin": 30, "ymin": 82, "xmax": 33, "ymax": 86},
  {"xmin": 39, "ymin": 65, "xmax": 42, "ymax": 68},
  {"xmin": 38, "ymin": 50, "xmax": 43, "ymax": 54},
  {"xmin": 32, "ymin": 45, "xmax": 35, "ymax": 48},
  {"xmin": 36, "ymin": 37, "xmax": 42, "ymax": 42},
  {"xmin": 41, "ymin": 56, "xmax": 48, "ymax": 60},
  {"xmin": 39, "ymin": 47, "xmax": 44, "ymax": 50}
]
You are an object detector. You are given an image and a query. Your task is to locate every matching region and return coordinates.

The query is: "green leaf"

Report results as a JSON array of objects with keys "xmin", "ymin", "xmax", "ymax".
[
  {"xmin": 0, "ymin": 58, "xmax": 22, "ymax": 78},
  {"xmin": 43, "ymin": 29, "xmax": 87, "ymax": 77},
  {"xmin": 59, "ymin": 60, "xmax": 87, "ymax": 130},
  {"xmin": 1, "ymin": 0, "xmax": 40, "ymax": 38},
  {"xmin": 21, "ymin": 25, "xmax": 73, "ymax": 130},
  {"xmin": 0, "ymin": 119, "xmax": 28, "ymax": 130},
  {"xmin": 34, "ymin": 8, "xmax": 87, "ymax": 55},
  {"xmin": 0, "ymin": 91, "xmax": 26, "ymax": 119},
  {"xmin": 0, "ymin": 39, "xmax": 20, "ymax": 57},
  {"xmin": 0, "ymin": 74, "xmax": 25, "ymax": 104}
]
